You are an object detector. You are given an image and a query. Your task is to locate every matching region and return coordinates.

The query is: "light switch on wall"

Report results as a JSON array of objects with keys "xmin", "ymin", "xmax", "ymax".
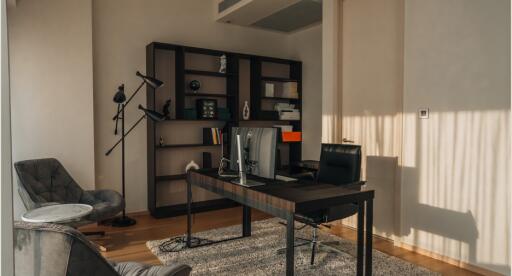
[{"xmin": 418, "ymin": 108, "xmax": 429, "ymax": 119}]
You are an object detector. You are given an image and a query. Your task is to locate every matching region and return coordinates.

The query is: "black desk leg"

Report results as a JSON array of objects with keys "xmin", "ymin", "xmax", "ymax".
[
  {"xmin": 357, "ymin": 201, "xmax": 365, "ymax": 276},
  {"xmin": 242, "ymin": 206, "xmax": 251, "ymax": 237},
  {"xmin": 285, "ymin": 213, "xmax": 295, "ymax": 276},
  {"xmin": 365, "ymin": 199, "xmax": 373, "ymax": 276},
  {"xmin": 186, "ymin": 178, "xmax": 192, "ymax": 248}
]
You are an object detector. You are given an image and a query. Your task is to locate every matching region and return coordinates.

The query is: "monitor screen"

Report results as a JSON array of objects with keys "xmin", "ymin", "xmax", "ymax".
[{"xmin": 229, "ymin": 127, "xmax": 277, "ymax": 179}]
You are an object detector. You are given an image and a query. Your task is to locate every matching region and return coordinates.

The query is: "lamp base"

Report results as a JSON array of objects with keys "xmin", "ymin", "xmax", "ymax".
[{"xmin": 111, "ymin": 216, "xmax": 136, "ymax": 227}]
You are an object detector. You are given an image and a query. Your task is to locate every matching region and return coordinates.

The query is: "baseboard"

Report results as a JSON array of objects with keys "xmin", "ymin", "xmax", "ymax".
[{"xmin": 394, "ymin": 241, "xmax": 504, "ymax": 276}]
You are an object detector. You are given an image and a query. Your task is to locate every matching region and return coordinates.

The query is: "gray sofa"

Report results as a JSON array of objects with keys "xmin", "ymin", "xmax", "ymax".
[
  {"xmin": 14, "ymin": 158, "xmax": 124, "ymax": 226},
  {"xmin": 14, "ymin": 221, "xmax": 192, "ymax": 276}
]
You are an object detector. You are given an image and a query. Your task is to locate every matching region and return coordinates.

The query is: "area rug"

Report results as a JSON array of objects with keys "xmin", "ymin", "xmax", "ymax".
[{"xmin": 146, "ymin": 218, "xmax": 438, "ymax": 275}]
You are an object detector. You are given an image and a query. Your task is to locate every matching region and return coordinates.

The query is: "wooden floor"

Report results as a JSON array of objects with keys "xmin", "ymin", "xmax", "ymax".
[{"xmin": 80, "ymin": 207, "xmax": 480, "ymax": 275}]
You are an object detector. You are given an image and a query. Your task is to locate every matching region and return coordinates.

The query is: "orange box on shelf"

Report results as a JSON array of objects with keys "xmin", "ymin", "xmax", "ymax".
[{"xmin": 282, "ymin": 131, "xmax": 302, "ymax": 142}]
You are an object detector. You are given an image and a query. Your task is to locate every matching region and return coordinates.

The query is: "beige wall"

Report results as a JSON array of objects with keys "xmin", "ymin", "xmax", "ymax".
[
  {"xmin": 93, "ymin": 0, "xmax": 321, "ymax": 212},
  {"xmin": 287, "ymin": 24, "xmax": 322, "ymax": 160},
  {"xmin": 339, "ymin": 0, "xmax": 404, "ymax": 240},
  {"xmin": 402, "ymin": 0, "xmax": 510, "ymax": 274},
  {"xmin": 8, "ymin": 0, "xmax": 95, "ymax": 218},
  {"xmin": 324, "ymin": 0, "xmax": 510, "ymax": 274}
]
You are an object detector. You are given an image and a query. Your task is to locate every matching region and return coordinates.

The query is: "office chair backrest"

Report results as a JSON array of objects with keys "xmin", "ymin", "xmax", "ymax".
[
  {"xmin": 316, "ymin": 144, "xmax": 361, "ymax": 186},
  {"xmin": 14, "ymin": 158, "xmax": 85, "ymax": 209}
]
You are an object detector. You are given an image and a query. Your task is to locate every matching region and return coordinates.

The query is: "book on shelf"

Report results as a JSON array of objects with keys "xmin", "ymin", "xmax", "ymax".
[
  {"xmin": 265, "ymin": 83, "xmax": 275, "ymax": 97},
  {"xmin": 281, "ymin": 82, "xmax": 299, "ymax": 99},
  {"xmin": 203, "ymin": 128, "xmax": 222, "ymax": 145}
]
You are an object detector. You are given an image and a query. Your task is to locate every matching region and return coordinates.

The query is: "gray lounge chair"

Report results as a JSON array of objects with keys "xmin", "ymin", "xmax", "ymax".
[{"xmin": 14, "ymin": 221, "xmax": 191, "ymax": 276}]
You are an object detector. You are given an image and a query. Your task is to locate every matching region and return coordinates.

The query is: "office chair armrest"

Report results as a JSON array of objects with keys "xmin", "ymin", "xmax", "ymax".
[
  {"xmin": 293, "ymin": 213, "xmax": 325, "ymax": 227},
  {"xmin": 343, "ymin": 180, "xmax": 366, "ymax": 191},
  {"xmin": 82, "ymin": 189, "xmax": 124, "ymax": 207}
]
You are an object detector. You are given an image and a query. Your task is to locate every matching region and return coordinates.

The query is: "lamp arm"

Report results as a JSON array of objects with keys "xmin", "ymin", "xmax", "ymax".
[
  {"xmin": 112, "ymin": 81, "xmax": 146, "ymax": 120},
  {"xmin": 114, "ymin": 104, "xmax": 121, "ymax": 135},
  {"xmin": 105, "ymin": 114, "xmax": 147, "ymax": 156}
]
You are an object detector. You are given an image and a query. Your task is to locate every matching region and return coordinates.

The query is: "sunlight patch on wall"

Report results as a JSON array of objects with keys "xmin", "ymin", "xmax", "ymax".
[
  {"xmin": 403, "ymin": 109, "xmax": 510, "ymax": 269},
  {"xmin": 342, "ymin": 113, "xmax": 402, "ymax": 179}
]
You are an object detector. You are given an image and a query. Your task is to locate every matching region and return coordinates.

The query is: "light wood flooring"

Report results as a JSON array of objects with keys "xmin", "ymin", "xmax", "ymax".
[{"xmin": 80, "ymin": 207, "xmax": 480, "ymax": 275}]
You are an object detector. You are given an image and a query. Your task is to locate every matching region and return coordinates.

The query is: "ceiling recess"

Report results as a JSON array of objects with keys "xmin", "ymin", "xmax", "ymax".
[{"xmin": 215, "ymin": 0, "xmax": 322, "ymax": 33}]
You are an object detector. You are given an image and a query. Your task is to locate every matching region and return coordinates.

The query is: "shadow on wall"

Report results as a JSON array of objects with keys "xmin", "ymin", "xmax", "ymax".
[{"xmin": 364, "ymin": 155, "xmax": 399, "ymax": 238}]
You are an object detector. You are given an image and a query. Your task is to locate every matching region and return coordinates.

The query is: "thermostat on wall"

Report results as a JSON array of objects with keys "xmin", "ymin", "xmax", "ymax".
[{"xmin": 418, "ymin": 108, "xmax": 429, "ymax": 119}]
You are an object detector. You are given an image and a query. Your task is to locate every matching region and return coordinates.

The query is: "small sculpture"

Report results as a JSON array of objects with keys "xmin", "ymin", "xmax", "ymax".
[
  {"xmin": 159, "ymin": 136, "xmax": 165, "ymax": 146},
  {"xmin": 162, "ymin": 99, "xmax": 171, "ymax": 119},
  {"xmin": 242, "ymin": 101, "xmax": 250, "ymax": 120},
  {"xmin": 189, "ymin": 80, "xmax": 201, "ymax": 93},
  {"xmin": 185, "ymin": 160, "xmax": 199, "ymax": 172},
  {"xmin": 219, "ymin": 54, "xmax": 227, "ymax": 73}
]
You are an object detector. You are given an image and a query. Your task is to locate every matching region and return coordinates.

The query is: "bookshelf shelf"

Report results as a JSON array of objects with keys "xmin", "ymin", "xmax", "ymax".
[
  {"xmin": 157, "ymin": 143, "xmax": 221, "ymax": 149},
  {"xmin": 261, "ymin": 76, "xmax": 299, "ymax": 82},
  {"xmin": 185, "ymin": 69, "xmax": 234, "ymax": 78},
  {"xmin": 156, "ymin": 174, "xmax": 186, "ymax": 182},
  {"xmin": 184, "ymin": 93, "xmax": 232, "ymax": 98},
  {"xmin": 261, "ymin": 96, "xmax": 299, "ymax": 101},
  {"xmin": 160, "ymin": 119, "xmax": 233, "ymax": 122}
]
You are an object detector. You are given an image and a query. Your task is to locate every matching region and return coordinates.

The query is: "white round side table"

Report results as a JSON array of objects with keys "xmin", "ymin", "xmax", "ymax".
[{"xmin": 21, "ymin": 204, "xmax": 93, "ymax": 224}]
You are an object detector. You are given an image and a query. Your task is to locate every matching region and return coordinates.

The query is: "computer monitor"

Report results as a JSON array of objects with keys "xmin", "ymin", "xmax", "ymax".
[{"xmin": 229, "ymin": 127, "xmax": 277, "ymax": 180}]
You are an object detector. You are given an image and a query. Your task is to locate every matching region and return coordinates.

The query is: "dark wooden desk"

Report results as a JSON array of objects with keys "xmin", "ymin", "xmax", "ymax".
[{"xmin": 186, "ymin": 169, "xmax": 374, "ymax": 276}]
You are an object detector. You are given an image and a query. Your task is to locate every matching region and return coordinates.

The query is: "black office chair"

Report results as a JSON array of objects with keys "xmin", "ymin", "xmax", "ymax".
[{"xmin": 278, "ymin": 144, "xmax": 364, "ymax": 265}]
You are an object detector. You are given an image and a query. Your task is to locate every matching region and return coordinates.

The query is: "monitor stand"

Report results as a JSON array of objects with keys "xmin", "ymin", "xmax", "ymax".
[{"xmin": 230, "ymin": 173, "xmax": 265, "ymax": 187}]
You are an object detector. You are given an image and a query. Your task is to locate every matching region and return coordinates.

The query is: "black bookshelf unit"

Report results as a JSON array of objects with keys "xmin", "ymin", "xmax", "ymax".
[{"xmin": 146, "ymin": 42, "xmax": 302, "ymax": 218}]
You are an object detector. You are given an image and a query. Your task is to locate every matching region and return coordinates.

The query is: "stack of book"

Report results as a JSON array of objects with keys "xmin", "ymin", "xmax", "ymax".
[
  {"xmin": 203, "ymin": 128, "xmax": 222, "ymax": 145},
  {"xmin": 274, "ymin": 103, "xmax": 300, "ymax": 120}
]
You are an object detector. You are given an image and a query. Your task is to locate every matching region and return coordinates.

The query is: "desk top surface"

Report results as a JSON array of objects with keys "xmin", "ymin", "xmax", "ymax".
[{"xmin": 188, "ymin": 169, "xmax": 374, "ymax": 214}]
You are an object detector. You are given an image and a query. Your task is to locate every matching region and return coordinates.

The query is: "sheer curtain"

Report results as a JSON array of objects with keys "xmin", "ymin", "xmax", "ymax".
[{"xmin": 322, "ymin": 0, "xmax": 343, "ymax": 144}]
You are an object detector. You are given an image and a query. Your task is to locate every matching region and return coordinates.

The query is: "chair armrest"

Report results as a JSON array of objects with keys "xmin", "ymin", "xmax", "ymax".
[
  {"xmin": 294, "ymin": 213, "xmax": 318, "ymax": 225},
  {"xmin": 82, "ymin": 189, "xmax": 124, "ymax": 208},
  {"xmin": 343, "ymin": 180, "xmax": 366, "ymax": 191},
  {"xmin": 112, "ymin": 261, "xmax": 192, "ymax": 276},
  {"xmin": 35, "ymin": 202, "xmax": 60, "ymax": 208}
]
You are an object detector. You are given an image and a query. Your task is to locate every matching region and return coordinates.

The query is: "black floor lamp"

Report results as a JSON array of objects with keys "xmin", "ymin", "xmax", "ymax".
[{"xmin": 106, "ymin": 71, "xmax": 165, "ymax": 227}]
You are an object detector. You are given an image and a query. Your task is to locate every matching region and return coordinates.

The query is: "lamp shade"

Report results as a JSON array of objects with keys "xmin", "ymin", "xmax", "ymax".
[
  {"xmin": 136, "ymin": 71, "xmax": 164, "ymax": 89},
  {"xmin": 113, "ymin": 84, "xmax": 126, "ymax": 103},
  {"xmin": 138, "ymin": 104, "xmax": 166, "ymax": 122}
]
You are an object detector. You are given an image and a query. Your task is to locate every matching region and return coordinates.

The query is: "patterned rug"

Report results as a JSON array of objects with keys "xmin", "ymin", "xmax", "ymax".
[{"xmin": 146, "ymin": 218, "xmax": 438, "ymax": 275}]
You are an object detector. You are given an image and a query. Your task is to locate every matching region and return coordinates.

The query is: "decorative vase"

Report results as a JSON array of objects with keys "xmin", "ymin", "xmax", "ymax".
[
  {"xmin": 242, "ymin": 101, "xmax": 250, "ymax": 120},
  {"xmin": 219, "ymin": 54, "xmax": 227, "ymax": 73}
]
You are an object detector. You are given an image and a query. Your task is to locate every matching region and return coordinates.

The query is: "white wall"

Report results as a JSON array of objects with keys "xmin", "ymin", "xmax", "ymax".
[
  {"xmin": 1, "ymin": 0, "xmax": 14, "ymax": 274},
  {"xmin": 402, "ymin": 1, "xmax": 510, "ymax": 274},
  {"xmin": 8, "ymin": 0, "xmax": 95, "ymax": 218},
  {"xmin": 287, "ymin": 24, "xmax": 322, "ymax": 160},
  {"xmin": 93, "ymin": 0, "xmax": 321, "ymax": 212}
]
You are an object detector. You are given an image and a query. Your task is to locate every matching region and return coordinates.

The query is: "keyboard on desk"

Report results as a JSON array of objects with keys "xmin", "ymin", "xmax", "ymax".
[{"xmin": 275, "ymin": 175, "xmax": 298, "ymax": 182}]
